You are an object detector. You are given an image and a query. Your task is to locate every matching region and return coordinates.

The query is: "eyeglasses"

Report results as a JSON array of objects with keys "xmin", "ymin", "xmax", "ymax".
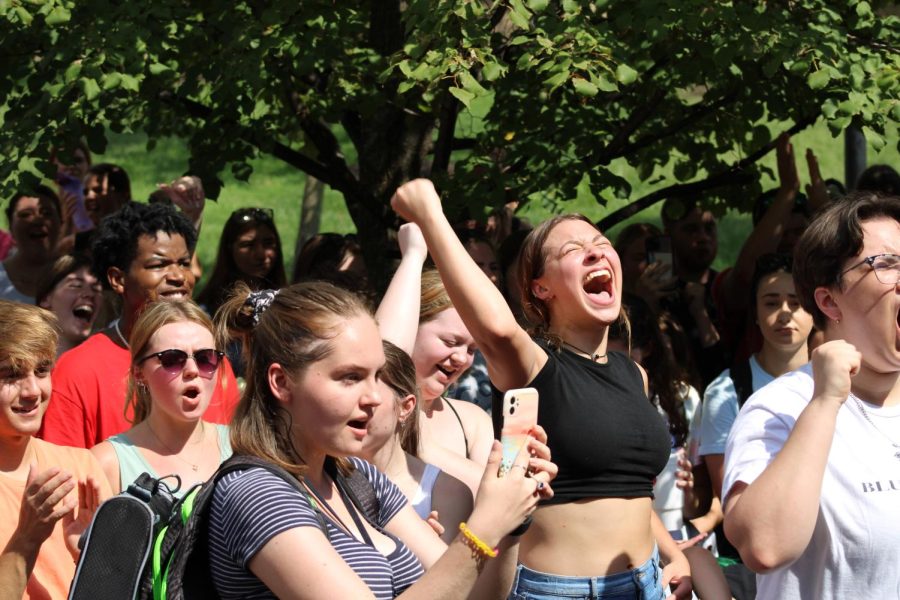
[
  {"xmin": 231, "ymin": 207, "xmax": 274, "ymax": 224},
  {"xmin": 840, "ymin": 253, "xmax": 900, "ymax": 285},
  {"xmin": 137, "ymin": 349, "xmax": 225, "ymax": 375}
]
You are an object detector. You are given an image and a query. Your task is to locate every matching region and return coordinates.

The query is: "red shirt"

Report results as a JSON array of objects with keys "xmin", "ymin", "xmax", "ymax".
[{"xmin": 40, "ymin": 332, "xmax": 239, "ymax": 448}]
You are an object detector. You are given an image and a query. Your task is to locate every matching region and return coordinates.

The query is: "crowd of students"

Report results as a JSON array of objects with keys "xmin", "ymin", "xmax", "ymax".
[{"xmin": 0, "ymin": 138, "xmax": 898, "ymax": 600}]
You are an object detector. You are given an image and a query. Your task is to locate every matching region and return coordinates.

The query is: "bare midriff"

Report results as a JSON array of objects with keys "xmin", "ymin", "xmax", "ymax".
[{"xmin": 518, "ymin": 496, "xmax": 655, "ymax": 576}]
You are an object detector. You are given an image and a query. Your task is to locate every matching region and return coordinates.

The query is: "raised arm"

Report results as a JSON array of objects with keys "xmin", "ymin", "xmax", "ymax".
[
  {"xmin": 376, "ymin": 223, "xmax": 429, "ymax": 355},
  {"xmin": 719, "ymin": 133, "xmax": 800, "ymax": 314},
  {"xmin": 391, "ymin": 180, "xmax": 545, "ymax": 391},
  {"xmin": 724, "ymin": 341, "xmax": 857, "ymax": 572}
]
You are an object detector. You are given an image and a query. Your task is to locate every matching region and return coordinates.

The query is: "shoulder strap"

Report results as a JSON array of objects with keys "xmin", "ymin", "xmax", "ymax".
[
  {"xmin": 326, "ymin": 458, "xmax": 380, "ymax": 525},
  {"xmin": 443, "ymin": 398, "xmax": 471, "ymax": 459},
  {"xmin": 731, "ymin": 359, "xmax": 753, "ymax": 409}
]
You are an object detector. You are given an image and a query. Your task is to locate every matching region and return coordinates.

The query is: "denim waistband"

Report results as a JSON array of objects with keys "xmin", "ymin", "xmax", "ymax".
[{"xmin": 510, "ymin": 546, "xmax": 663, "ymax": 599}]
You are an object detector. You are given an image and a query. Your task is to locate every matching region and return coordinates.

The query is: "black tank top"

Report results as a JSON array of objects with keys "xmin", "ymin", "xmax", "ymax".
[{"xmin": 492, "ymin": 341, "xmax": 670, "ymax": 504}]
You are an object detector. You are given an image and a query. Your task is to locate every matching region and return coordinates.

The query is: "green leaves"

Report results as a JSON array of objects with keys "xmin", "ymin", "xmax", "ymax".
[
  {"xmin": 79, "ymin": 77, "xmax": 100, "ymax": 101},
  {"xmin": 449, "ymin": 86, "xmax": 475, "ymax": 107},
  {"xmin": 808, "ymin": 69, "xmax": 831, "ymax": 90},
  {"xmin": 45, "ymin": 5, "xmax": 70, "ymax": 26},
  {"xmin": 572, "ymin": 77, "xmax": 598, "ymax": 97},
  {"xmin": 615, "ymin": 63, "xmax": 638, "ymax": 85}
]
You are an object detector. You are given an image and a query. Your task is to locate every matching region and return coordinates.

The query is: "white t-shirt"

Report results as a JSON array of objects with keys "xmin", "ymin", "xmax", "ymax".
[
  {"xmin": 0, "ymin": 262, "xmax": 33, "ymax": 304},
  {"xmin": 724, "ymin": 363, "xmax": 900, "ymax": 599},
  {"xmin": 699, "ymin": 355, "xmax": 773, "ymax": 456},
  {"xmin": 653, "ymin": 383, "xmax": 700, "ymax": 532}
]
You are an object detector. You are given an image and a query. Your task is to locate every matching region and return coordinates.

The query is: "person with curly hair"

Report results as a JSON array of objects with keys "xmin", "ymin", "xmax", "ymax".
[{"xmin": 39, "ymin": 202, "xmax": 238, "ymax": 449}]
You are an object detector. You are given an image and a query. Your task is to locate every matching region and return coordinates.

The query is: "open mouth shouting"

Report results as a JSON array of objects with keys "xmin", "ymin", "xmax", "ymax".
[
  {"xmin": 583, "ymin": 268, "xmax": 614, "ymax": 304},
  {"xmin": 72, "ymin": 303, "xmax": 95, "ymax": 326}
]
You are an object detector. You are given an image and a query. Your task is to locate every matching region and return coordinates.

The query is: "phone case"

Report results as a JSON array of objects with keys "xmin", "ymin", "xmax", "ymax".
[{"xmin": 499, "ymin": 388, "xmax": 539, "ymax": 476}]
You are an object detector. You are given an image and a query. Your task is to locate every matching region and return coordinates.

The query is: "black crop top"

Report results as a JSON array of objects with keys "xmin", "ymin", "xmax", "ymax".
[{"xmin": 492, "ymin": 341, "xmax": 670, "ymax": 505}]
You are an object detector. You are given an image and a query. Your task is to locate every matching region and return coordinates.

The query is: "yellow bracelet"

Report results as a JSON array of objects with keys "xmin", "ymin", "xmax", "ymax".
[{"xmin": 458, "ymin": 522, "xmax": 499, "ymax": 559}]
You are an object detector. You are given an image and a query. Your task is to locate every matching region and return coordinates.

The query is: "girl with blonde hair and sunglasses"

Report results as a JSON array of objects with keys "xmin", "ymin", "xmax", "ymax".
[{"xmin": 91, "ymin": 300, "xmax": 232, "ymax": 495}]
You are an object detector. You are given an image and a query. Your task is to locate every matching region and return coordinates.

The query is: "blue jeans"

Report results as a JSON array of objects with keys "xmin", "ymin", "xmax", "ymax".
[{"xmin": 509, "ymin": 547, "xmax": 664, "ymax": 599}]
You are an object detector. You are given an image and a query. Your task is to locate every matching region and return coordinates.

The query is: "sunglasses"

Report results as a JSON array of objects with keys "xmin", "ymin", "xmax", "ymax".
[
  {"xmin": 231, "ymin": 207, "xmax": 274, "ymax": 224},
  {"xmin": 137, "ymin": 349, "xmax": 225, "ymax": 376}
]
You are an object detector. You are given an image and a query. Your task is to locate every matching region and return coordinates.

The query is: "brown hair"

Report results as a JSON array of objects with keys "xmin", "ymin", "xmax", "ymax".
[
  {"xmin": 419, "ymin": 269, "xmax": 453, "ymax": 323},
  {"xmin": 216, "ymin": 281, "xmax": 371, "ymax": 476},
  {"xmin": 0, "ymin": 300, "xmax": 59, "ymax": 371},
  {"xmin": 517, "ymin": 214, "xmax": 596, "ymax": 333},
  {"xmin": 126, "ymin": 300, "xmax": 217, "ymax": 424},
  {"xmin": 793, "ymin": 192, "xmax": 900, "ymax": 330},
  {"xmin": 35, "ymin": 254, "xmax": 94, "ymax": 307},
  {"xmin": 380, "ymin": 340, "xmax": 421, "ymax": 456}
]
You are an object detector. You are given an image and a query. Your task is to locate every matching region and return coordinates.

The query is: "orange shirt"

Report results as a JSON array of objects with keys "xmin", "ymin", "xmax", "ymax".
[{"xmin": 0, "ymin": 438, "xmax": 112, "ymax": 600}]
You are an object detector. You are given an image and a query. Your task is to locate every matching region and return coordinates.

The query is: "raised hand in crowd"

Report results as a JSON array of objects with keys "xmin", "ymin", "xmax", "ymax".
[
  {"xmin": 804, "ymin": 148, "xmax": 830, "ymax": 212},
  {"xmin": 157, "ymin": 175, "xmax": 205, "ymax": 231}
]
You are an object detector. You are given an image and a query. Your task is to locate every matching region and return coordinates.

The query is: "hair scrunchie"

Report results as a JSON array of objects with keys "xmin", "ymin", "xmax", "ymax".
[{"xmin": 246, "ymin": 289, "xmax": 279, "ymax": 325}]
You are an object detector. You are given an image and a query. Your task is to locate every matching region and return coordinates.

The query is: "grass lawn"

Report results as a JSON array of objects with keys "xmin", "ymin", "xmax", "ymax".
[{"xmin": 93, "ymin": 123, "xmax": 897, "ymax": 284}]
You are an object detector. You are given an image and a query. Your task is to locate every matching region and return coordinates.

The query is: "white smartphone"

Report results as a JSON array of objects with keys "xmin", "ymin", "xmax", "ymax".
[{"xmin": 499, "ymin": 387, "xmax": 540, "ymax": 476}]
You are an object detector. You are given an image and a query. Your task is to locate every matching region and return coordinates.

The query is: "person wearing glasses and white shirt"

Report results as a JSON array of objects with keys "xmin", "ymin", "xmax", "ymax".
[
  {"xmin": 91, "ymin": 300, "xmax": 232, "ymax": 495},
  {"xmin": 722, "ymin": 192, "xmax": 900, "ymax": 598}
]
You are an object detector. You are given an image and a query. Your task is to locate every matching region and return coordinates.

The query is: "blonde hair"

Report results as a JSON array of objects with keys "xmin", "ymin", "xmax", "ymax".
[
  {"xmin": 0, "ymin": 300, "xmax": 58, "ymax": 370},
  {"xmin": 126, "ymin": 300, "xmax": 217, "ymax": 424},
  {"xmin": 216, "ymin": 282, "xmax": 371, "ymax": 476},
  {"xmin": 419, "ymin": 269, "xmax": 453, "ymax": 323}
]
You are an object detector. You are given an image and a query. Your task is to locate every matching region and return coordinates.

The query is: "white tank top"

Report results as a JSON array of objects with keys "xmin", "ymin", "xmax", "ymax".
[{"xmin": 411, "ymin": 463, "xmax": 441, "ymax": 519}]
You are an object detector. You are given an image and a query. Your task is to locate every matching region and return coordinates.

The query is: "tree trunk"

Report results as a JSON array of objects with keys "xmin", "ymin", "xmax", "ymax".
[{"xmin": 294, "ymin": 175, "xmax": 325, "ymax": 263}]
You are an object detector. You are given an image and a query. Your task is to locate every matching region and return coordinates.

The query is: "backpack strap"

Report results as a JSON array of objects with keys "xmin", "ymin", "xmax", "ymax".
[
  {"xmin": 731, "ymin": 358, "xmax": 754, "ymax": 409},
  {"xmin": 328, "ymin": 458, "xmax": 380, "ymax": 525}
]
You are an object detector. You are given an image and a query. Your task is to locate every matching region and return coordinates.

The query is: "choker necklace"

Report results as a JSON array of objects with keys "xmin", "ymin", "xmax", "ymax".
[
  {"xmin": 146, "ymin": 421, "xmax": 204, "ymax": 471},
  {"xmin": 561, "ymin": 341, "xmax": 607, "ymax": 362},
  {"xmin": 112, "ymin": 318, "xmax": 129, "ymax": 348},
  {"xmin": 850, "ymin": 393, "xmax": 900, "ymax": 461}
]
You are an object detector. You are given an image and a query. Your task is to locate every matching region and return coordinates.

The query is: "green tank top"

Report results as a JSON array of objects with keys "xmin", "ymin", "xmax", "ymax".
[{"xmin": 107, "ymin": 424, "xmax": 232, "ymax": 497}]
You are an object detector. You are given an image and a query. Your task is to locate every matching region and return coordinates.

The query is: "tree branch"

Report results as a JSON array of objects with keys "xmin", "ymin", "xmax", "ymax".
[
  {"xmin": 613, "ymin": 89, "xmax": 739, "ymax": 160},
  {"xmin": 430, "ymin": 88, "xmax": 460, "ymax": 176},
  {"xmin": 596, "ymin": 115, "xmax": 818, "ymax": 229},
  {"xmin": 451, "ymin": 137, "xmax": 477, "ymax": 151},
  {"xmin": 285, "ymin": 90, "xmax": 359, "ymax": 193},
  {"xmin": 595, "ymin": 88, "xmax": 667, "ymax": 165},
  {"xmin": 369, "ymin": 0, "xmax": 404, "ymax": 56},
  {"xmin": 341, "ymin": 110, "xmax": 364, "ymax": 149},
  {"xmin": 162, "ymin": 92, "xmax": 354, "ymax": 194}
]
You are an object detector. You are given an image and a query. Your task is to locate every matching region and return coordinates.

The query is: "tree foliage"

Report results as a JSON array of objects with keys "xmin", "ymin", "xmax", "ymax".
[{"xmin": 1, "ymin": 0, "xmax": 897, "ymax": 281}]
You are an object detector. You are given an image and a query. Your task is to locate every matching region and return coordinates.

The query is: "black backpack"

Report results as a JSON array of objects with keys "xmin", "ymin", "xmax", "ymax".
[{"xmin": 69, "ymin": 455, "xmax": 378, "ymax": 600}]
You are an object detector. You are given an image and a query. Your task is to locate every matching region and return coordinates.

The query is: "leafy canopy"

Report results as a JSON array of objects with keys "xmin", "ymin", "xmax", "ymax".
[{"xmin": 1, "ymin": 0, "xmax": 897, "ymax": 229}]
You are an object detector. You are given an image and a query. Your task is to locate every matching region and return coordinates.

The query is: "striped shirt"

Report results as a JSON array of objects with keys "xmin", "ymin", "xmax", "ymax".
[{"xmin": 209, "ymin": 457, "xmax": 424, "ymax": 599}]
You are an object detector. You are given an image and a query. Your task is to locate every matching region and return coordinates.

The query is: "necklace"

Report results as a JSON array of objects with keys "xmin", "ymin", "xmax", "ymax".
[
  {"xmin": 112, "ymin": 318, "xmax": 129, "ymax": 348},
  {"xmin": 850, "ymin": 393, "xmax": 900, "ymax": 461},
  {"xmin": 145, "ymin": 421, "xmax": 204, "ymax": 471},
  {"xmin": 561, "ymin": 341, "xmax": 608, "ymax": 362}
]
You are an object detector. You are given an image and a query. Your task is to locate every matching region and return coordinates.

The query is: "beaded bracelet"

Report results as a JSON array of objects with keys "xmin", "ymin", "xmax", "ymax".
[{"xmin": 459, "ymin": 522, "xmax": 499, "ymax": 559}]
